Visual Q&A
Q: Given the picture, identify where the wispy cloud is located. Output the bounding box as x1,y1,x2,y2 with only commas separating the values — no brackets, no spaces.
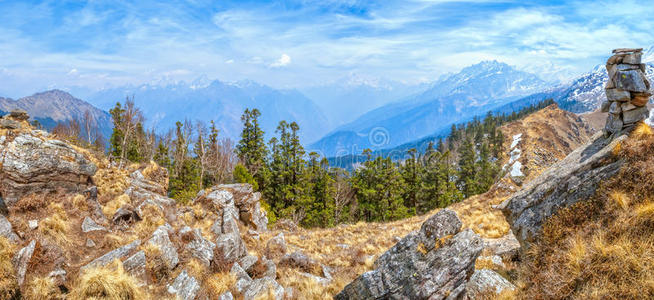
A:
0,0,652,97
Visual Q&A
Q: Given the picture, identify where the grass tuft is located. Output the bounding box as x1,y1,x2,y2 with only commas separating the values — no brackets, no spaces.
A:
24,276,61,300
69,260,146,300
0,237,18,299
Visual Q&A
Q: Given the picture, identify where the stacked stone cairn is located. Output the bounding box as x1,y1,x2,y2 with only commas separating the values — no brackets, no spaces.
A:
602,48,651,134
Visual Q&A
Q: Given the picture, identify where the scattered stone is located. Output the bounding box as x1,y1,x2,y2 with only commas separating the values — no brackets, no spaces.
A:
466,269,516,299
147,225,179,271
0,214,19,241
214,231,247,267
123,250,147,284
279,251,320,274
28,220,38,230
167,270,201,300
243,277,285,300
81,239,141,271
13,240,36,286
266,233,287,259
48,268,67,287
179,226,215,266
0,119,20,129
238,255,259,273
112,205,141,225
218,291,234,300
82,216,106,233
86,239,96,248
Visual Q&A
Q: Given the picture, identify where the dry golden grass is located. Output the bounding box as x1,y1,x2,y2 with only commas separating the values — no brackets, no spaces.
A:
24,276,61,300
204,272,236,298
94,167,129,198
69,260,147,300
40,202,70,246
517,124,654,299
72,193,88,211
0,237,19,299
102,194,130,218
133,204,165,239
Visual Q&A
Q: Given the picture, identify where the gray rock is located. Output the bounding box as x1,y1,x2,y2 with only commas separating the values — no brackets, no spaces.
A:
179,226,215,266
28,220,38,230
336,209,483,300
609,101,622,114
616,69,648,92
0,119,20,129
167,270,200,300
266,233,287,259
622,52,642,64
148,225,179,271
621,102,638,111
483,232,520,260
465,269,515,299
218,292,234,300
238,255,258,273
500,133,626,248
1,134,97,207
82,216,106,233
0,214,19,241
48,268,67,287
243,277,284,300
600,101,611,113
262,256,277,279
123,250,147,284
86,238,96,248
231,263,252,294
214,231,247,266
112,205,141,225
279,251,319,274
12,240,36,286
81,239,141,271
623,106,650,124
605,113,623,134
605,88,631,102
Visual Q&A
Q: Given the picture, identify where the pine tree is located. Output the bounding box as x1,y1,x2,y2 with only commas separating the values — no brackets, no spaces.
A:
236,108,269,191
401,148,420,215
457,136,478,198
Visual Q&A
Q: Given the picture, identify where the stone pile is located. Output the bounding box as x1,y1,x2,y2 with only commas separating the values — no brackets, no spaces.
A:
602,48,651,134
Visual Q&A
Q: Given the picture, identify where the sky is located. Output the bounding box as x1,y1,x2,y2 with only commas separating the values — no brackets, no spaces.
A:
1,0,653,98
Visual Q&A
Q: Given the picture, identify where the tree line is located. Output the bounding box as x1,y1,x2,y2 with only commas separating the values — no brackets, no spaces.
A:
235,99,556,227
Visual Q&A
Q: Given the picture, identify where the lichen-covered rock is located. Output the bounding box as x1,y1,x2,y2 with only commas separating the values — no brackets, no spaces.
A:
123,250,147,284
500,133,626,248
243,277,285,300
13,240,36,286
167,269,200,300
147,225,179,271
81,239,141,271
336,209,483,300
1,134,97,207
214,231,247,267
179,226,215,266
266,233,287,259
483,231,520,260
81,216,106,233
465,269,515,299
0,214,18,241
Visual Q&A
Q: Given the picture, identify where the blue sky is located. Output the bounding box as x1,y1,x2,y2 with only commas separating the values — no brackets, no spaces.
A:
0,0,653,98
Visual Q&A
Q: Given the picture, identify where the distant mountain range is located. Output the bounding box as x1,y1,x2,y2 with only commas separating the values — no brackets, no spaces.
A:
0,90,112,138
309,61,549,157
84,79,330,144
300,75,427,127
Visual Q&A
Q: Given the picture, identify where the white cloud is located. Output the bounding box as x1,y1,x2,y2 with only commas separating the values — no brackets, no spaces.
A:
67,68,78,75
270,54,291,68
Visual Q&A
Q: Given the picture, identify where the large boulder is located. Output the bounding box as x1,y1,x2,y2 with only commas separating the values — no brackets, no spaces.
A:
200,184,268,232
147,225,179,271
81,239,141,271
214,231,247,267
179,226,216,267
336,209,483,300
0,133,97,207
500,133,626,248
167,269,200,300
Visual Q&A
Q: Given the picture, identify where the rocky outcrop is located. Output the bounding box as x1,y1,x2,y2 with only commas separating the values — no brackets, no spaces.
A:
167,269,201,300
13,240,36,286
0,113,97,206
198,184,268,233
336,209,483,300
81,239,141,271
500,132,626,248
